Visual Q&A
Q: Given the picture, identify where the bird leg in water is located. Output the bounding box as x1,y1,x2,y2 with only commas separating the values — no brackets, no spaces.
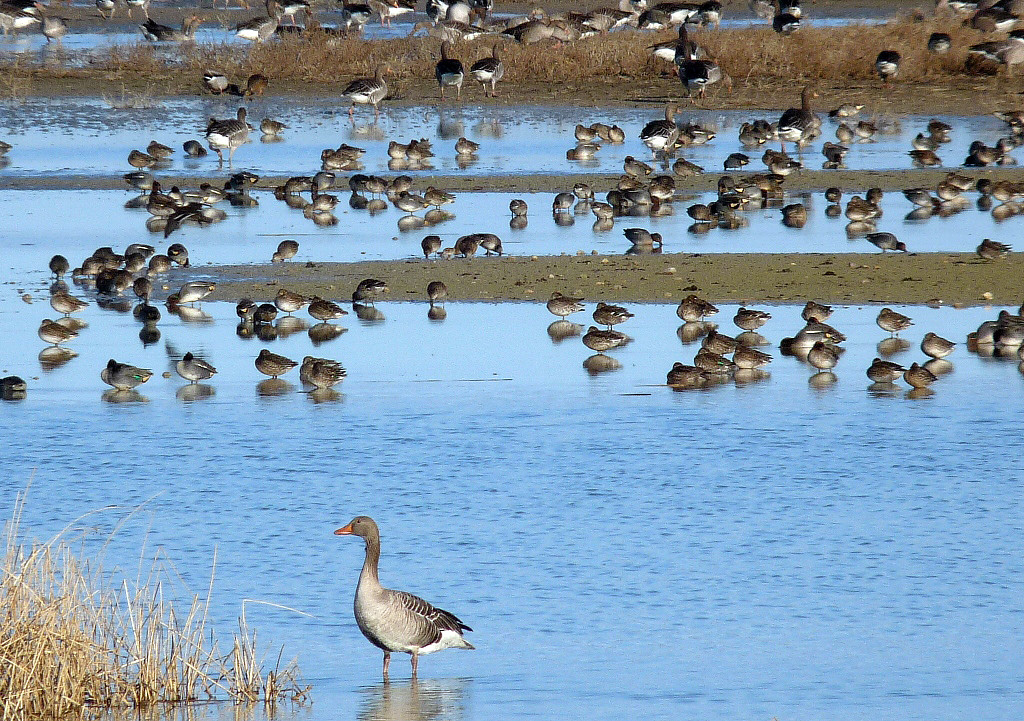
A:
411,652,419,677
383,650,391,681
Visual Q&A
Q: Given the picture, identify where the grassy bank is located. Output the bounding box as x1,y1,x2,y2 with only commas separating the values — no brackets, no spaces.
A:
0,492,309,717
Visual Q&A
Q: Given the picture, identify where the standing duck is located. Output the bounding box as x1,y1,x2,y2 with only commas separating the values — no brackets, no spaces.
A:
335,516,474,680
436,41,465,100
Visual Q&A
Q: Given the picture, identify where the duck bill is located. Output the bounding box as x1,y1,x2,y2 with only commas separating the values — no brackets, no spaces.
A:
334,523,354,535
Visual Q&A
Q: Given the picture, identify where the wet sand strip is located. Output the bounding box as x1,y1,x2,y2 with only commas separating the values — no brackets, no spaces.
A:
186,252,1024,306
5,167,1024,194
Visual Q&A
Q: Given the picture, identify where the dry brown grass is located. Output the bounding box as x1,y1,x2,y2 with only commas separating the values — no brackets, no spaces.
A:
0,492,309,719
0,13,1004,93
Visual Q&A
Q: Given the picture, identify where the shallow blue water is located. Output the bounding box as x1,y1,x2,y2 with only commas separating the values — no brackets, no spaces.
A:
0,97,1010,178
2,269,1023,720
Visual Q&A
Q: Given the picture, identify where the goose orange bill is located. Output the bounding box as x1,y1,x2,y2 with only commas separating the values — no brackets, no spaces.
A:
335,523,354,535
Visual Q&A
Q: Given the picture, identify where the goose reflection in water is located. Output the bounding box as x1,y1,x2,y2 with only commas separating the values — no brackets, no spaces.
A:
358,678,469,721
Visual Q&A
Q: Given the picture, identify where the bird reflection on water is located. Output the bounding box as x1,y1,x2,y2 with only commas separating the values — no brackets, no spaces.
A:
358,678,469,721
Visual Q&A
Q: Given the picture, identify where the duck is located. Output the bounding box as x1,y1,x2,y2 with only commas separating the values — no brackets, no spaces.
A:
866,232,907,253
623,227,663,250
426,280,448,305
676,294,718,322
300,356,347,388
639,103,680,156
666,362,709,387
583,326,627,353
176,352,217,383
976,238,1011,259
101,359,153,391
49,291,88,316
48,254,69,278
903,362,937,389
421,235,443,258
733,306,770,330
592,302,633,329
205,107,250,163
733,345,773,369
353,278,389,304
307,296,348,322
876,307,912,335
342,66,389,120
546,291,585,318
334,516,473,681
435,41,465,101
140,14,200,41
807,341,839,371
38,319,77,346
801,300,832,322
272,239,299,263
921,332,955,359
469,42,504,97
275,288,307,314
255,349,298,378
866,357,905,383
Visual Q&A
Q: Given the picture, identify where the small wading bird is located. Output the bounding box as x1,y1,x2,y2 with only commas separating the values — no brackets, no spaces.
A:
335,516,474,680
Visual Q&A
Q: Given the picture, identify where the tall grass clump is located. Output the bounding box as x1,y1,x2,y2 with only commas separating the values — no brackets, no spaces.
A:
0,493,309,719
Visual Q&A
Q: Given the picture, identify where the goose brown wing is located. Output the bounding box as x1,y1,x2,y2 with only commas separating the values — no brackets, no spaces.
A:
392,589,473,644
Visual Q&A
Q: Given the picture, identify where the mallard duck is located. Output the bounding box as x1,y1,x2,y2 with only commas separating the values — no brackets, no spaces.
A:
546,291,584,318
334,516,473,681
876,307,913,335
342,66,389,120
676,294,718,322
435,41,465,100
469,42,504,97
101,359,153,390
205,108,250,163
255,349,297,378
176,352,217,383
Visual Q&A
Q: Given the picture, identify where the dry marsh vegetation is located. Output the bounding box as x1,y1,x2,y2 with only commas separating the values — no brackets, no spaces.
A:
0,13,996,94
0,494,309,719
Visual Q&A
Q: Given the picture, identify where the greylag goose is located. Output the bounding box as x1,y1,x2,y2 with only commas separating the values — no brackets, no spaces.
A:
342,66,389,120
141,14,200,41
777,85,819,150
335,516,474,680
205,107,250,163
875,50,900,86
235,1,280,42
436,41,465,100
679,57,727,101
470,42,504,97
639,103,680,156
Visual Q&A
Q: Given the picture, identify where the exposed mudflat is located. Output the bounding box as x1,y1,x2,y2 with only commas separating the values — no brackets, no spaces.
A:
189,252,1024,306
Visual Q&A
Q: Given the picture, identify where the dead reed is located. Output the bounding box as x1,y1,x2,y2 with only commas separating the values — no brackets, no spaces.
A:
0,13,987,90
0,493,309,719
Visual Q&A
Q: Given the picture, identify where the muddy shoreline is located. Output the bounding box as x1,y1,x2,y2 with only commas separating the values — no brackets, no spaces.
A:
179,252,1024,307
